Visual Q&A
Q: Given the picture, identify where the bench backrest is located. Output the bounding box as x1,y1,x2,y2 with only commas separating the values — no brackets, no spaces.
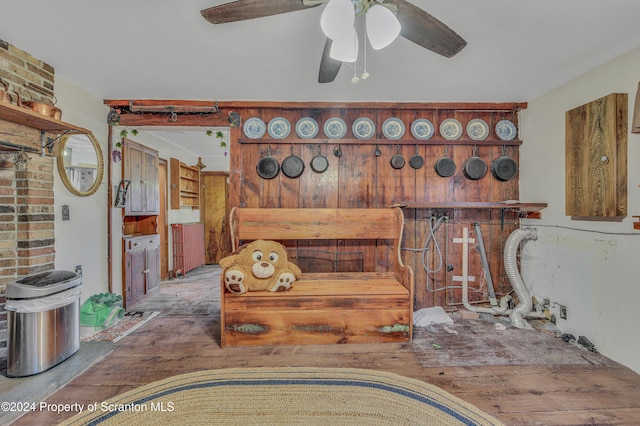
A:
230,207,404,251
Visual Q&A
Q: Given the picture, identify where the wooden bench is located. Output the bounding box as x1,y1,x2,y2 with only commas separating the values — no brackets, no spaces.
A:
220,207,414,348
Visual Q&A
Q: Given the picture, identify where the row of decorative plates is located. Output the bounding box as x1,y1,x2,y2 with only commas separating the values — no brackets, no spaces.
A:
243,116,518,141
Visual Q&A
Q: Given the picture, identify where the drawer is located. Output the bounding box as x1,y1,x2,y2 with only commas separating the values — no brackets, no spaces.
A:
124,234,160,252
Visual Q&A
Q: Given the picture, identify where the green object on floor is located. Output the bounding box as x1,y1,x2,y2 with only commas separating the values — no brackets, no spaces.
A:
80,293,124,330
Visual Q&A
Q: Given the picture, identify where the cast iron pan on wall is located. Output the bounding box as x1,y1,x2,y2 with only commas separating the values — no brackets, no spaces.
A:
310,145,329,173
282,146,305,178
256,145,279,179
462,146,487,180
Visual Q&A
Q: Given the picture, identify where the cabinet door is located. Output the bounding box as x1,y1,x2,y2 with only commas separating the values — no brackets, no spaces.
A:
124,139,160,216
565,93,628,217
146,244,160,291
124,141,145,215
144,149,160,214
126,249,147,302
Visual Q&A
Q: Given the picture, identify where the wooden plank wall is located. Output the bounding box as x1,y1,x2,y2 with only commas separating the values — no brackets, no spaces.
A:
228,103,523,311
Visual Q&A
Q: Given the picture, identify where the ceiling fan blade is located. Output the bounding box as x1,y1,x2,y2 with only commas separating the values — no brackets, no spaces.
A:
393,0,466,58
318,38,343,83
201,0,321,24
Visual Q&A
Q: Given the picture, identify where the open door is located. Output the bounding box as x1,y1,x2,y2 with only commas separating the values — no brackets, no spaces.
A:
200,172,230,264
158,159,169,280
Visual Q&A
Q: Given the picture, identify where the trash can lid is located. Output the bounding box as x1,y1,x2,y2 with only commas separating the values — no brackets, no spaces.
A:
6,270,82,299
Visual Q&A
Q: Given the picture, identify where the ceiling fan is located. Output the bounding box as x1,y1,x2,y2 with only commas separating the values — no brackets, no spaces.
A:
201,0,466,83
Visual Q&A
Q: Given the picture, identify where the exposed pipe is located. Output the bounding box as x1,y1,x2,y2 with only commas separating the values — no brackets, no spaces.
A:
473,222,511,314
460,226,545,327
461,227,511,315
473,223,497,303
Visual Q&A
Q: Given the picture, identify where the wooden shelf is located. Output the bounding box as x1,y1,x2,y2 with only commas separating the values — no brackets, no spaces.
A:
392,201,548,213
170,158,200,209
239,138,522,146
0,100,89,134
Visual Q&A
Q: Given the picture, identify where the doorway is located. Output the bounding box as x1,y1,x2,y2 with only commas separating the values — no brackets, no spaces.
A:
158,159,169,280
200,172,230,264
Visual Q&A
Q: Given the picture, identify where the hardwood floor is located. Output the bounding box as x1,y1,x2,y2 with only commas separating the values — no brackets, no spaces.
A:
13,267,640,425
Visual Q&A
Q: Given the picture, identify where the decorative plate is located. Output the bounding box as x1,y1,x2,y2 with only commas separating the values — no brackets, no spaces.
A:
352,117,376,139
323,117,347,139
439,118,463,140
295,117,319,139
243,117,266,139
410,118,435,140
495,119,518,141
466,118,489,141
382,117,405,140
267,117,291,139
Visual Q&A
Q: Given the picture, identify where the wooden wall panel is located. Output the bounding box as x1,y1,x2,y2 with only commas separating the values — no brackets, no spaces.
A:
228,103,526,310
565,93,627,217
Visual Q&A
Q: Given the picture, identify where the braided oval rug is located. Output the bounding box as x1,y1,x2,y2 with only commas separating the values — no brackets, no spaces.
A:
60,367,503,426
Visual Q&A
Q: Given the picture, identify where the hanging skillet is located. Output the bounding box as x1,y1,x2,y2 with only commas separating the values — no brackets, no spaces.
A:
462,146,487,180
390,145,405,169
310,144,329,173
409,145,424,169
491,146,519,181
256,145,279,180
435,145,456,177
282,145,305,179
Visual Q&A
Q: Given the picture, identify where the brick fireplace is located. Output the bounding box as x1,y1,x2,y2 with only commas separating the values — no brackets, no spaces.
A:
0,153,55,359
0,39,57,359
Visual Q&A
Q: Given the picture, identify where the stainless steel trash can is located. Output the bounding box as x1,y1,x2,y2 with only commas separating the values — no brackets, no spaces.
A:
6,270,82,377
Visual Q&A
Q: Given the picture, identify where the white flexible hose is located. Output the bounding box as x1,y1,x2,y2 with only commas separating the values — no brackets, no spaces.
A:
504,227,538,328
460,227,545,326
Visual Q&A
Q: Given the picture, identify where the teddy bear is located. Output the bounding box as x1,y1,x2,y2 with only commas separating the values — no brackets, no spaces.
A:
219,239,302,294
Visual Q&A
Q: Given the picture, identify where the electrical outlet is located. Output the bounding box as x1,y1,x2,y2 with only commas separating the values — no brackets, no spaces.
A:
75,265,83,276
559,304,567,320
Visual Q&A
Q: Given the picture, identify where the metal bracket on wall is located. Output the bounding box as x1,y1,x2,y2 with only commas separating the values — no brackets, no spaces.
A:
41,129,70,156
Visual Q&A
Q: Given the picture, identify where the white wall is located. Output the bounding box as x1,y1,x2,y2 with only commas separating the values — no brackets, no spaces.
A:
53,78,110,303
519,47,640,373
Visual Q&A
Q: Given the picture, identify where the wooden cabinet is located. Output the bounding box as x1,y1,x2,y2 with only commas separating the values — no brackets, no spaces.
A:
124,139,160,216
124,234,160,306
122,139,160,306
565,93,628,217
170,158,200,209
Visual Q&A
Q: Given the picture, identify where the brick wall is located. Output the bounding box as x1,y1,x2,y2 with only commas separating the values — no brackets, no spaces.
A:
0,38,55,104
0,154,17,360
0,153,55,360
0,39,57,360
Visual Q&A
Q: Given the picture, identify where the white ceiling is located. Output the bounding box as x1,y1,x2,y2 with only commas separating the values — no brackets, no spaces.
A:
2,0,640,157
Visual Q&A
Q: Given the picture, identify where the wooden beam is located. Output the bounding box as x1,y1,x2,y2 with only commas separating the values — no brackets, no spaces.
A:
114,112,232,127
104,99,528,112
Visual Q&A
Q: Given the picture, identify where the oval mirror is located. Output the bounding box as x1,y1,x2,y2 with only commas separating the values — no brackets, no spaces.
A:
56,133,104,196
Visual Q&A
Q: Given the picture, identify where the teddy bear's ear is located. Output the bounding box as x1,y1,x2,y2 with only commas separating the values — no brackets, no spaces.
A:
219,254,238,268
232,242,250,255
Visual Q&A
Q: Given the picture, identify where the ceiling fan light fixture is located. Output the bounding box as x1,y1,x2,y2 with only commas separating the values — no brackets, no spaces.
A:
321,0,355,41
329,28,358,62
365,4,401,50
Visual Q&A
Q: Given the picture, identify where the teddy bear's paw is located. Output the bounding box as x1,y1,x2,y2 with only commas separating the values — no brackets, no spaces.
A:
269,272,296,292
224,270,246,294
